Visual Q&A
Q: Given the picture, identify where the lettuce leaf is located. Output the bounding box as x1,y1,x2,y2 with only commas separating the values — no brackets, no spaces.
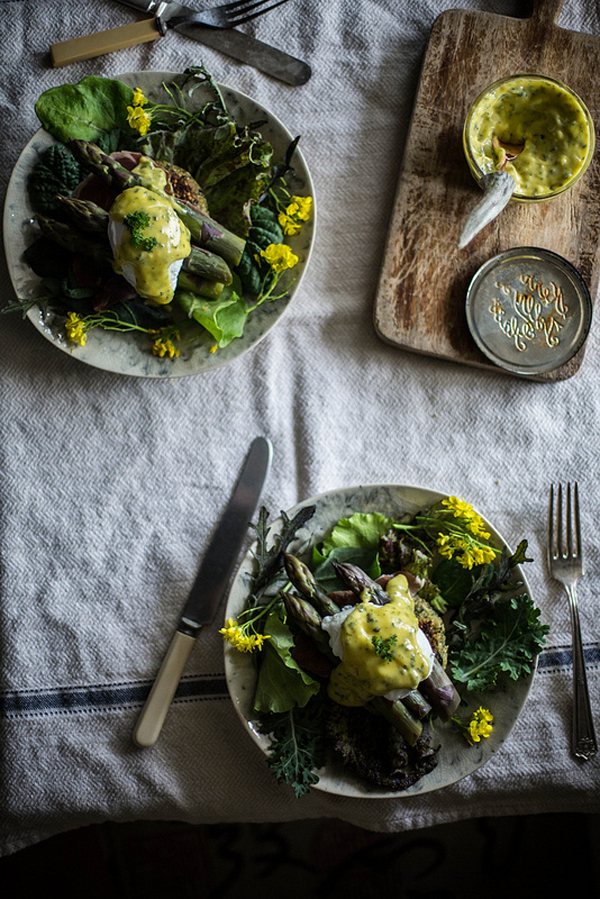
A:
35,76,133,143
253,612,320,714
322,512,396,555
176,285,248,348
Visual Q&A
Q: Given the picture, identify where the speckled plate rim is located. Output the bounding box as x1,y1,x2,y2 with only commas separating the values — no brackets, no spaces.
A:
224,483,536,799
3,71,316,378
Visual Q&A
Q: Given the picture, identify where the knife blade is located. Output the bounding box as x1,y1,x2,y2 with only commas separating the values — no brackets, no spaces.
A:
50,0,311,86
132,435,272,748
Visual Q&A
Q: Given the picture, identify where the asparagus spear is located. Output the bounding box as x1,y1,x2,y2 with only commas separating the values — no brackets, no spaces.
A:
331,561,389,604
175,270,224,301
283,553,341,618
68,140,246,266
57,195,109,233
282,591,336,660
368,696,422,746
37,215,111,264
181,246,232,285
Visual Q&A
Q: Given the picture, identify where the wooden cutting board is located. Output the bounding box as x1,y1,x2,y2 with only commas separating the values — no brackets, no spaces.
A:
373,0,600,381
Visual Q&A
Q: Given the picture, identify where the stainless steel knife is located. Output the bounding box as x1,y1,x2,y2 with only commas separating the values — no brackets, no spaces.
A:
132,435,272,748
50,0,311,86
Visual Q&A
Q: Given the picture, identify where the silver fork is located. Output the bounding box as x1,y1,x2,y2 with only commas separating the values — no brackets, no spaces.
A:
547,483,597,760
168,0,294,29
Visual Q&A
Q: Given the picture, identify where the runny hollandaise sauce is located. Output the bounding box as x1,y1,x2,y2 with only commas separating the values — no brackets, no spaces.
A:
108,158,191,305
328,574,432,707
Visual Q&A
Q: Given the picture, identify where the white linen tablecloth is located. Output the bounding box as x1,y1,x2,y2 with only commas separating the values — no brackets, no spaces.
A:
1,0,599,857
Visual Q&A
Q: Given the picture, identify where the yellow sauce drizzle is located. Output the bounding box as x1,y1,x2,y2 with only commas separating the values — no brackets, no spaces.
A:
328,574,431,707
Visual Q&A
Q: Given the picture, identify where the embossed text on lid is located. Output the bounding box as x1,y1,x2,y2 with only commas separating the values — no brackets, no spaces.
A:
465,247,592,375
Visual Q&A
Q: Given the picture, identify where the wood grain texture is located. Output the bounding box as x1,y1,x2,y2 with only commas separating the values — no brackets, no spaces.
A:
373,0,600,381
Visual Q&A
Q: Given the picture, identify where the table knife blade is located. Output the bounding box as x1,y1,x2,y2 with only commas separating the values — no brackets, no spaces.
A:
132,436,272,748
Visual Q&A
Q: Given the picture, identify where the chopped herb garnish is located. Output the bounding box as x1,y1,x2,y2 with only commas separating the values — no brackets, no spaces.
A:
371,634,398,662
123,211,159,251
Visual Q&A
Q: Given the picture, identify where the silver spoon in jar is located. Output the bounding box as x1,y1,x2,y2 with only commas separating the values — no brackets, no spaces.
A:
457,137,524,249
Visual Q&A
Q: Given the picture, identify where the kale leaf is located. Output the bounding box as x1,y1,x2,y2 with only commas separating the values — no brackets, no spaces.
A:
250,505,316,594
258,697,326,797
449,592,550,692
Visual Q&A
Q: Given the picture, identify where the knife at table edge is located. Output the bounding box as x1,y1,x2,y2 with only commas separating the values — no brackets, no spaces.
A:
50,17,311,86
132,436,272,749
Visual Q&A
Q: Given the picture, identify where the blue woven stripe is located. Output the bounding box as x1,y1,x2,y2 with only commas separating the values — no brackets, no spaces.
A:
2,644,598,718
537,644,600,671
0,675,229,718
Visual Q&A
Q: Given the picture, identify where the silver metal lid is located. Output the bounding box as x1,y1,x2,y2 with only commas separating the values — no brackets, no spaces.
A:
466,247,592,375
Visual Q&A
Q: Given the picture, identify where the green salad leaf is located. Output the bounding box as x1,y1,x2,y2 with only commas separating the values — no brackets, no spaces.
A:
253,612,320,714
35,76,133,142
176,287,249,349
321,512,396,555
449,593,550,692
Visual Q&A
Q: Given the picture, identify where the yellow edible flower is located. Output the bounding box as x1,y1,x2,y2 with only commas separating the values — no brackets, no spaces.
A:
468,707,494,744
453,707,494,745
152,337,180,359
260,243,299,273
278,195,313,236
219,617,270,653
131,87,148,107
127,104,152,136
442,496,491,540
64,312,87,347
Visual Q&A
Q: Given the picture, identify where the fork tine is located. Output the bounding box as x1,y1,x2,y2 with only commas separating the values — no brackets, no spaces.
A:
548,483,555,561
574,481,582,560
566,483,573,558
557,483,564,557
227,0,293,26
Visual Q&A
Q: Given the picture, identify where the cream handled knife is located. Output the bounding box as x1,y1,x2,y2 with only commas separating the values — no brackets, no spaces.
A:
132,436,272,748
50,0,311,85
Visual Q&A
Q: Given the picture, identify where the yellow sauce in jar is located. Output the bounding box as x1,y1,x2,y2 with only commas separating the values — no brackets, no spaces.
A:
464,74,595,200
327,574,433,707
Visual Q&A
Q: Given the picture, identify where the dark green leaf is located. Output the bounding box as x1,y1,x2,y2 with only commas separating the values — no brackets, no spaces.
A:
449,592,550,691
35,76,133,142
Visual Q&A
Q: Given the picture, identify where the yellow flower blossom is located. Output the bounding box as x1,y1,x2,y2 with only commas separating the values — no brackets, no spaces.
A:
260,243,299,273
64,312,87,347
442,496,491,540
468,707,494,744
152,337,179,359
453,707,494,745
127,104,152,136
278,195,313,236
219,617,270,653
131,87,148,107
288,195,312,221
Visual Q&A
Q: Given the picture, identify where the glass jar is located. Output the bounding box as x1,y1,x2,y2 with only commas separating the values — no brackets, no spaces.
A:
463,74,595,203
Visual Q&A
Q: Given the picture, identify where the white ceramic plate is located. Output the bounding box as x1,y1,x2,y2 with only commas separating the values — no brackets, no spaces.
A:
224,484,536,798
3,71,315,378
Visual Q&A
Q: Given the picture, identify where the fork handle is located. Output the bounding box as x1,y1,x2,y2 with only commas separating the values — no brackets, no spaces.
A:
50,19,161,68
566,585,597,760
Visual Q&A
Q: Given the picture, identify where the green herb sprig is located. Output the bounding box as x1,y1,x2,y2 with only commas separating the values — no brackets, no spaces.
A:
123,211,159,251
371,635,398,662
